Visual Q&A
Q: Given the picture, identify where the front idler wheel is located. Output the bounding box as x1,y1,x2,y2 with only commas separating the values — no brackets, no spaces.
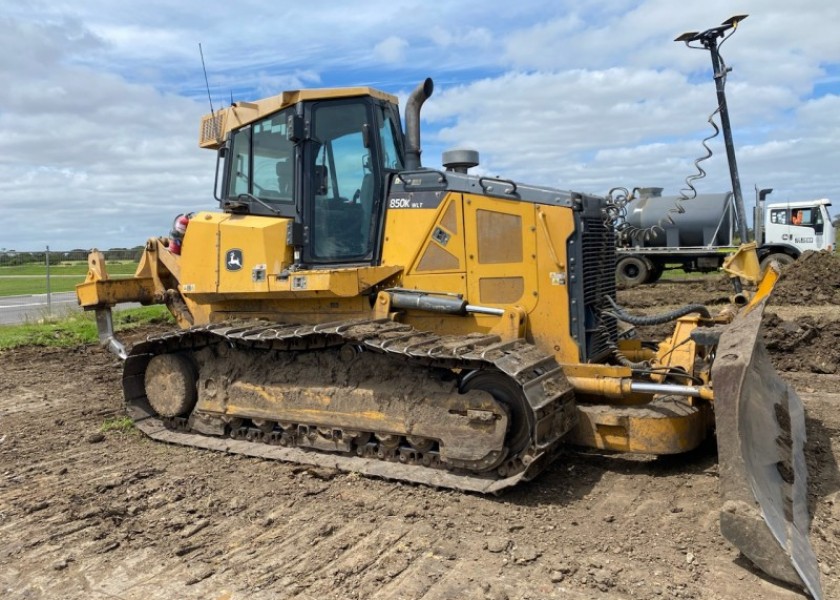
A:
144,353,198,418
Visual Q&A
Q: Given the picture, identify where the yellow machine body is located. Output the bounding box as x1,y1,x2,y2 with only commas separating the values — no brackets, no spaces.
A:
75,78,822,597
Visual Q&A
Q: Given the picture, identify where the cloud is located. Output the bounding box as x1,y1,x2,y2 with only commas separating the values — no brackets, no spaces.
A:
0,14,211,250
428,25,493,50
374,36,409,64
1,0,838,250
422,69,708,184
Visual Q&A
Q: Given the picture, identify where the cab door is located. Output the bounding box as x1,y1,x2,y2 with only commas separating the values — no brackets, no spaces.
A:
300,97,405,267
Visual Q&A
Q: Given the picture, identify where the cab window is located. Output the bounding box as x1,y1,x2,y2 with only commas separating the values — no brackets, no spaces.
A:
770,209,787,224
378,105,404,171
228,127,251,198
226,108,295,205
310,101,375,261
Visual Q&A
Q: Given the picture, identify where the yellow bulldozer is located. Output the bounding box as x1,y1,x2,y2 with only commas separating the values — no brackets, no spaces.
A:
76,74,822,596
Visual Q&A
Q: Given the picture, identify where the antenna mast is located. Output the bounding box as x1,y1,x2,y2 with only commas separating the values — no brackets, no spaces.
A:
676,15,749,243
198,43,219,140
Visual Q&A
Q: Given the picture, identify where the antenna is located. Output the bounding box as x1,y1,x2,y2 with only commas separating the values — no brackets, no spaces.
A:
675,15,749,243
199,43,214,115
604,16,750,245
199,43,220,141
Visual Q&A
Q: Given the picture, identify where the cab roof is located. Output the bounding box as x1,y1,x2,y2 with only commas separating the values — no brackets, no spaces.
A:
199,86,399,149
767,198,832,209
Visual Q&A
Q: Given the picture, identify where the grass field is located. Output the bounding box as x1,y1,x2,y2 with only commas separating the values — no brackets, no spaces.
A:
0,305,172,350
0,262,138,296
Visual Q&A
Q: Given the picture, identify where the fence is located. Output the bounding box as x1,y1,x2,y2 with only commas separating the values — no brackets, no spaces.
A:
0,247,142,324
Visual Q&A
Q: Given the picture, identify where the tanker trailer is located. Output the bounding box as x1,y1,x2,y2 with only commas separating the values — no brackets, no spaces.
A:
615,188,835,286
615,187,736,285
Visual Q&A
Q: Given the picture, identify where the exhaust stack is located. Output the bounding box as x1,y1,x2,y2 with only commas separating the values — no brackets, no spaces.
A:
404,78,434,170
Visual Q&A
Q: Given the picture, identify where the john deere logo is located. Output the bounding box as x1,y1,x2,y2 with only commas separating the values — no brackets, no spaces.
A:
225,249,243,271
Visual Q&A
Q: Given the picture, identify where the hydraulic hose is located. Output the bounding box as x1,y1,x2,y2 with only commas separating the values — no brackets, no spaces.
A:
604,296,711,326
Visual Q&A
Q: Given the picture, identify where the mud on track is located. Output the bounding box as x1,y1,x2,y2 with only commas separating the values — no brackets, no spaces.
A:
1,301,839,599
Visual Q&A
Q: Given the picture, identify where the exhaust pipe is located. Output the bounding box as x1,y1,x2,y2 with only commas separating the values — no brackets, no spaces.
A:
404,78,434,170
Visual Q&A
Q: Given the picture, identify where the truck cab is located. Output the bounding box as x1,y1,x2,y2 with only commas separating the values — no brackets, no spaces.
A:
760,199,835,261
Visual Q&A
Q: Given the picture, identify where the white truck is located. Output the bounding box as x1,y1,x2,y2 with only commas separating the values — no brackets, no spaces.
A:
616,187,835,285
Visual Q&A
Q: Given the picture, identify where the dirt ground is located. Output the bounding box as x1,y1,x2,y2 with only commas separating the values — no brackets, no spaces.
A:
2,270,839,599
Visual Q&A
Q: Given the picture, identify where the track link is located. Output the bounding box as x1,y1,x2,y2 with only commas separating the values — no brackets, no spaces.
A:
122,319,576,493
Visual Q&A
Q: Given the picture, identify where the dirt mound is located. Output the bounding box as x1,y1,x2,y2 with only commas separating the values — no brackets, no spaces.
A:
771,250,840,305
616,280,732,310
762,313,840,374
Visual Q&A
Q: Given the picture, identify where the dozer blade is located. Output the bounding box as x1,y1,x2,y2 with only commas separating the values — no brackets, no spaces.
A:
712,266,822,599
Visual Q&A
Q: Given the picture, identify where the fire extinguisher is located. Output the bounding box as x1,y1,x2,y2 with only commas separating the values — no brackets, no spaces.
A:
168,213,191,255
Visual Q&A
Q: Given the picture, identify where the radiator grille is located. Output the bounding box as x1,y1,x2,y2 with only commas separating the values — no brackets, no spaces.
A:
580,214,618,361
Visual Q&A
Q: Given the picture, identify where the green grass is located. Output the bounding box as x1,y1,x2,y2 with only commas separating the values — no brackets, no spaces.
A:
100,416,136,434
0,277,83,295
0,262,139,296
0,305,173,351
0,261,138,276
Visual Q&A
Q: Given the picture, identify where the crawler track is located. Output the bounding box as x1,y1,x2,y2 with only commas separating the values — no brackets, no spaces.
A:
123,319,576,493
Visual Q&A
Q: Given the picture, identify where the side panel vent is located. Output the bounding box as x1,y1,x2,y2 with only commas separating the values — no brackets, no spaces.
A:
567,195,618,362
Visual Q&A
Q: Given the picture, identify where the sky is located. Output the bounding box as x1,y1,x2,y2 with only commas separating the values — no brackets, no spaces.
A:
1,1,839,251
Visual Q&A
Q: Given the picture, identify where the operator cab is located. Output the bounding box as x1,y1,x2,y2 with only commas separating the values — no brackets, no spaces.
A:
212,90,405,266
765,199,835,252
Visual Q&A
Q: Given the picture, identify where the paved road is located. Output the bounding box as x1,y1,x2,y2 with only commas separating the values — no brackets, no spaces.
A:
0,291,81,325
0,292,138,325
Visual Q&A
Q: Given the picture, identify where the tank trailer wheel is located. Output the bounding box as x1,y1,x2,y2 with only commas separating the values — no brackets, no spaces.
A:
616,256,650,287
143,353,198,418
645,259,664,283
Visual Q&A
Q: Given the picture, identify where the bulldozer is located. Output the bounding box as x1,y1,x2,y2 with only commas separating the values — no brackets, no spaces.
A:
76,74,822,596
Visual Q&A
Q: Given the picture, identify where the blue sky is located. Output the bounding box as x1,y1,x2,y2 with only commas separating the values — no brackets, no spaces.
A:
1,0,838,250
